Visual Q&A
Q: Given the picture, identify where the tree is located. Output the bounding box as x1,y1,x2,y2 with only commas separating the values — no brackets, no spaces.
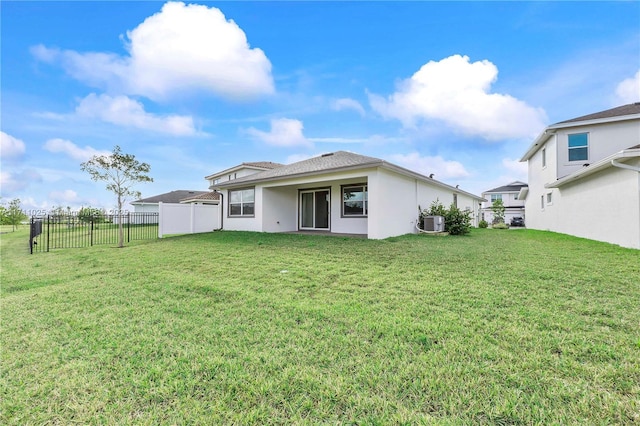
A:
78,207,104,224
81,146,153,247
5,198,27,231
491,198,506,224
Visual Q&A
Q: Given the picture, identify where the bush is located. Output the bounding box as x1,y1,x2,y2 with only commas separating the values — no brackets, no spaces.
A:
492,222,510,229
417,199,472,236
478,220,488,228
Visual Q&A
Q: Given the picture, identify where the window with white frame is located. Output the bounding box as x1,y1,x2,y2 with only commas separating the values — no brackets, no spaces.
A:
568,133,589,162
342,184,367,216
229,187,255,217
491,194,502,202
542,148,546,168
547,192,553,204
541,195,544,209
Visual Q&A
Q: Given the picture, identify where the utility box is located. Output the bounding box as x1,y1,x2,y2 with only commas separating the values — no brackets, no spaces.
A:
424,215,444,232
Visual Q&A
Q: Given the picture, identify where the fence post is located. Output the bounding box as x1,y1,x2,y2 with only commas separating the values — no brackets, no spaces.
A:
127,212,131,243
158,202,164,238
29,217,34,254
46,215,50,252
90,218,94,246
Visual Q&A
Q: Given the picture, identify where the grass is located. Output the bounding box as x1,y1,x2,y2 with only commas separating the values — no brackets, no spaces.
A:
2,228,639,424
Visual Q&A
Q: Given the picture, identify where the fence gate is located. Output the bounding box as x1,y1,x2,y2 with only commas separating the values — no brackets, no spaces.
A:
29,213,159,254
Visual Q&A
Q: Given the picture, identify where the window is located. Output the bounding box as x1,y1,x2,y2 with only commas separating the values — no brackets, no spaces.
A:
491,194,502,202
453,193,458,207
547,192,553,204
229,188,255,217
568,133,588,162
541,195,545,209
342,184,367,216
542,148,546,168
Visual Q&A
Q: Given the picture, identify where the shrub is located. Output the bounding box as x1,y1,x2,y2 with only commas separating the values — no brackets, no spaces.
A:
417,199,472,235
492,222,510,229
478,220,488,228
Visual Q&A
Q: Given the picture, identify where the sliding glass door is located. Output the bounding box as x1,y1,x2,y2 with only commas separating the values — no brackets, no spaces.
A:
300,189,330,230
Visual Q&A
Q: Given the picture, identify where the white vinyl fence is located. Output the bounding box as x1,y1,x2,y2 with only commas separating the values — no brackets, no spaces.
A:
158,202,220,238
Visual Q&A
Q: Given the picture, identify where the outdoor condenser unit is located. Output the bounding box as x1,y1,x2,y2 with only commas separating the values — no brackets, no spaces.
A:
424,215,444,232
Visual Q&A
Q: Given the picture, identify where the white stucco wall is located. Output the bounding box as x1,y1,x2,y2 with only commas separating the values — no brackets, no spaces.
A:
555,120,640,179
368,169,416,239
262,186,298,233
526,134,559,231
368,168,481,239
534,164,640,249
220,186,263,232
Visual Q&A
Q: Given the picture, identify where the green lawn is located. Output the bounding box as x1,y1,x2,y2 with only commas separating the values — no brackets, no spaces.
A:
2,228,639,424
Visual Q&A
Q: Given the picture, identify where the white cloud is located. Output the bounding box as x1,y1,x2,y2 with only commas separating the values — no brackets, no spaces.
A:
502,157,528,177
76,93,198,136
1,131,26,159
0,169,43,195
245,118,312,148
31,2,274,101
389,152,470,179
49,189,80,204
43,138,110,162
615,70,640,104
369,54,547,141
333,98,366,116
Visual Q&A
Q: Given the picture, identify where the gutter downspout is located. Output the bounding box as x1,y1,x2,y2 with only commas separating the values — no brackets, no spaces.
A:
611,159,640,173
214,190,223,231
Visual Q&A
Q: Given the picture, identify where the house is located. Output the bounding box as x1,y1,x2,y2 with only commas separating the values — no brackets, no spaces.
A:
480,181,528,225
520,103,640,249
205,161,283,187
131,190,217,213
209,151,484,239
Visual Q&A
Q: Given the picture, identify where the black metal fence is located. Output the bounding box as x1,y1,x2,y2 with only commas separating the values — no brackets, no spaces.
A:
29,213,158,254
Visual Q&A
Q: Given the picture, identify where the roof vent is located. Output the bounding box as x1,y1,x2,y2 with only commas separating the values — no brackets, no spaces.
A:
321,152,334,157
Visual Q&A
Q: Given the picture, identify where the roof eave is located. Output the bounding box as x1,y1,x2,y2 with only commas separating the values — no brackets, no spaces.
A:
380,162,484,201
215,160,483,201
204,164,274,181
213,161,383,189
546,148,640,188
521,130,555,162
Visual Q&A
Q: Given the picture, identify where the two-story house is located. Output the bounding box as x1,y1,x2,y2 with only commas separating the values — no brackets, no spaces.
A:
520,103,640,249
480,181,528,225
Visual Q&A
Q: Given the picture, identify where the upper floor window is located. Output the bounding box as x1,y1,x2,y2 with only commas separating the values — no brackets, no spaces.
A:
491,194,502,202
229,188,255,217
342,184,367,216
568,133,589,162
542,148,546,168
453,193,458,208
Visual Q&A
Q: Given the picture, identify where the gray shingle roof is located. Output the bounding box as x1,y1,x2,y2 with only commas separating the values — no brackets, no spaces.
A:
215,151,383,187
556,103,640,125
180,191,220,202
242,161,284,169
133,190,208,204
484,182,528,193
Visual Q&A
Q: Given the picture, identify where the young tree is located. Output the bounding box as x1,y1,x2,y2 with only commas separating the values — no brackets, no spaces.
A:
5,198,27,231
81,145,153,247
491,198,506,224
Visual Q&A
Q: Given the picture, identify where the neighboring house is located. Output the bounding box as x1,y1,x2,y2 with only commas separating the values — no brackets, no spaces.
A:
179,191,221,205
205,161,283,187
480,181,528,224
131,190,212,213
209,151,484,239
520,103,640,249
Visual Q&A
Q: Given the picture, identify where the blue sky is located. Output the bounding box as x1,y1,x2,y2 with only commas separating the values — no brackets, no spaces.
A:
2,1,639,212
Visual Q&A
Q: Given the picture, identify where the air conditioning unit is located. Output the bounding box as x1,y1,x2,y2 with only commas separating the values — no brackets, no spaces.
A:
424,215,444,232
